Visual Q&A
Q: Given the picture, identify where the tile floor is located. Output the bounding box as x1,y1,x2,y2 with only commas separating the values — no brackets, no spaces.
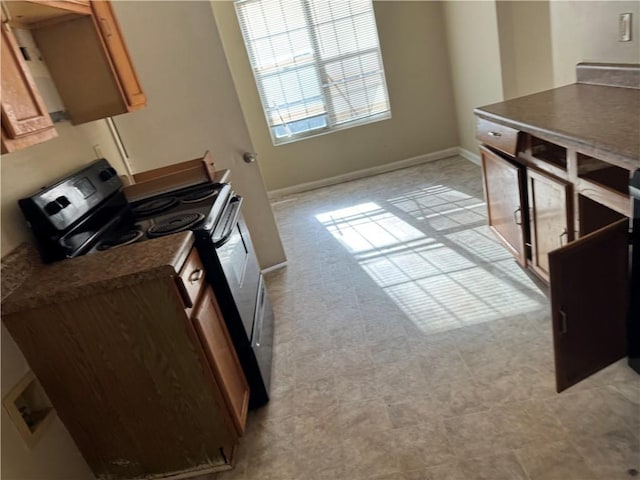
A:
211,156,639,480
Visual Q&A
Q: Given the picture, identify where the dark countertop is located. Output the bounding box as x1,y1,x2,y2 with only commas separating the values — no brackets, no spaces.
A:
475,83,640,171
2,232,194,315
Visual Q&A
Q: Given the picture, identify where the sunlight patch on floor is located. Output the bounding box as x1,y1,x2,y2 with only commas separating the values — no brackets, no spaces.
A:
315,188,546,334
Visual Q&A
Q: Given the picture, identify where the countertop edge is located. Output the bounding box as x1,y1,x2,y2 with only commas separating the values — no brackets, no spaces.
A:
473,107,639,171
1,232,195,316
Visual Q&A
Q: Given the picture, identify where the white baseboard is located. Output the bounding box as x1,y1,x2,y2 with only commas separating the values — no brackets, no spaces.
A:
268,147,460,199
261,261,288,274
458,147,481,166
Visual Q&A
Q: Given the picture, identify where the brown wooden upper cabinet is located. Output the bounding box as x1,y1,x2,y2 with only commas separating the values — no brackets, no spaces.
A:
1,12,56,153
0,0,145,153
32,0,146,124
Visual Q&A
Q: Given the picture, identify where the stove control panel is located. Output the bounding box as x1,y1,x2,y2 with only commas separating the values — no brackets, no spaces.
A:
19,159,123,232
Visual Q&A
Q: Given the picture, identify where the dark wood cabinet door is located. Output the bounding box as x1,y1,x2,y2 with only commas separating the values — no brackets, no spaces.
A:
527,168,573,282
549,218,629,392
193,287,249,435
481,146,527,266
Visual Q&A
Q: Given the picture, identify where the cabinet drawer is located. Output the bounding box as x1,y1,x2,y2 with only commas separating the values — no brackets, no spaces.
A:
476,118,520,156
179,248,205,309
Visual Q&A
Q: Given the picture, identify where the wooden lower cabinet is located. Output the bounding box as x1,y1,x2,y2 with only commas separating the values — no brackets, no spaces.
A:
527,168,573,282
480,146,528,266
477,119,634,392
193,287,249,435
549,219,629,392
2,249,247,479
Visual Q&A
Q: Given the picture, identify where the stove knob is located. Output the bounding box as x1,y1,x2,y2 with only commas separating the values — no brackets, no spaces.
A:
44,201,62,215
56,196,71,208
99,167,117,181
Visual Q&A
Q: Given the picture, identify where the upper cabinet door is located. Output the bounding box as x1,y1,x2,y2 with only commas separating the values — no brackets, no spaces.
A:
90,0,146,109
549,218,629,392
527,168,573,282
481,146,528,266
0,22,55,142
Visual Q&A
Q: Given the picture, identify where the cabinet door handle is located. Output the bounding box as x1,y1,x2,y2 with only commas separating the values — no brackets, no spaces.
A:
188,269,203,284
559,309,568,334
513,207,522,226
99,17,112,37
559,229,568,246
488,131,502,137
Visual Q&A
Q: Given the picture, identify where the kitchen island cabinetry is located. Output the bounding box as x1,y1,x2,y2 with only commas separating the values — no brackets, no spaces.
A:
480,145,527,266
475,67,639,392
1,233,247,480
526,167,573,282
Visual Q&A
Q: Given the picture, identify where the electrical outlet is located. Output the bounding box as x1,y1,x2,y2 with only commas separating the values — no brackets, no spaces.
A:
619,13,632,42
93,144,103,159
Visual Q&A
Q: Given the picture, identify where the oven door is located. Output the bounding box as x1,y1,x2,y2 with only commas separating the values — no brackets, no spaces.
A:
214,197,261,340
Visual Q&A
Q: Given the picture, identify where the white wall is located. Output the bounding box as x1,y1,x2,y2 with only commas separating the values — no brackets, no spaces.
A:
550,1,640,87
496,1,554,99
443,1,504,155
110,0,285,268
212,0,459,191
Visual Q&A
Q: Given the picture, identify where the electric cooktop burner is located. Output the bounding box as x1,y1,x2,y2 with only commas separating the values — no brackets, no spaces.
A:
96,229,144,251
131,197,179,217
180,184,220,203
147,213,206,238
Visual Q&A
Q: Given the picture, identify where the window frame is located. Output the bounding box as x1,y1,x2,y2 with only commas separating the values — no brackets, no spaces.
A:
235,0,392,146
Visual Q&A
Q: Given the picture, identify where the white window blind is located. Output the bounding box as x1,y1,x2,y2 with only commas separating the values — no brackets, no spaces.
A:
235,0,391,145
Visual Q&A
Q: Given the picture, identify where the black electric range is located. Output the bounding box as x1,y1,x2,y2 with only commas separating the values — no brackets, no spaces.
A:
19,158,273,408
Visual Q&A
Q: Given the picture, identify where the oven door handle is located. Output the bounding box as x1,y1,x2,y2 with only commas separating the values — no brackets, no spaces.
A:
213,196,243,248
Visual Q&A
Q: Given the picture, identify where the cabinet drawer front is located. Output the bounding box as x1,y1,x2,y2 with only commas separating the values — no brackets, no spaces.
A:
179,248,206,308
476,118,520,156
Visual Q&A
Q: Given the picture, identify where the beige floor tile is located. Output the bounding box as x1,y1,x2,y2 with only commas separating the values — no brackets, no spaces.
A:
544,387,633,437
416,463,467,480
333,368,379,404
571,428,640,480
293,350,335,383
457,452,528,480
293,404,342,449
389,421,457,471
245,445,295,480
342,430,400,479
515,440,598,480
293,441,346,480
429,377,494,418
257,156,639,480
332,345,374,375
386,398,442,429
336,398,394,437
293,376,338,416
444,410,513,458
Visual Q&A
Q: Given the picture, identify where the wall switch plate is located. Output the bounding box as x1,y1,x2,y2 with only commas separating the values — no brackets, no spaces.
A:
619,13,632,42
